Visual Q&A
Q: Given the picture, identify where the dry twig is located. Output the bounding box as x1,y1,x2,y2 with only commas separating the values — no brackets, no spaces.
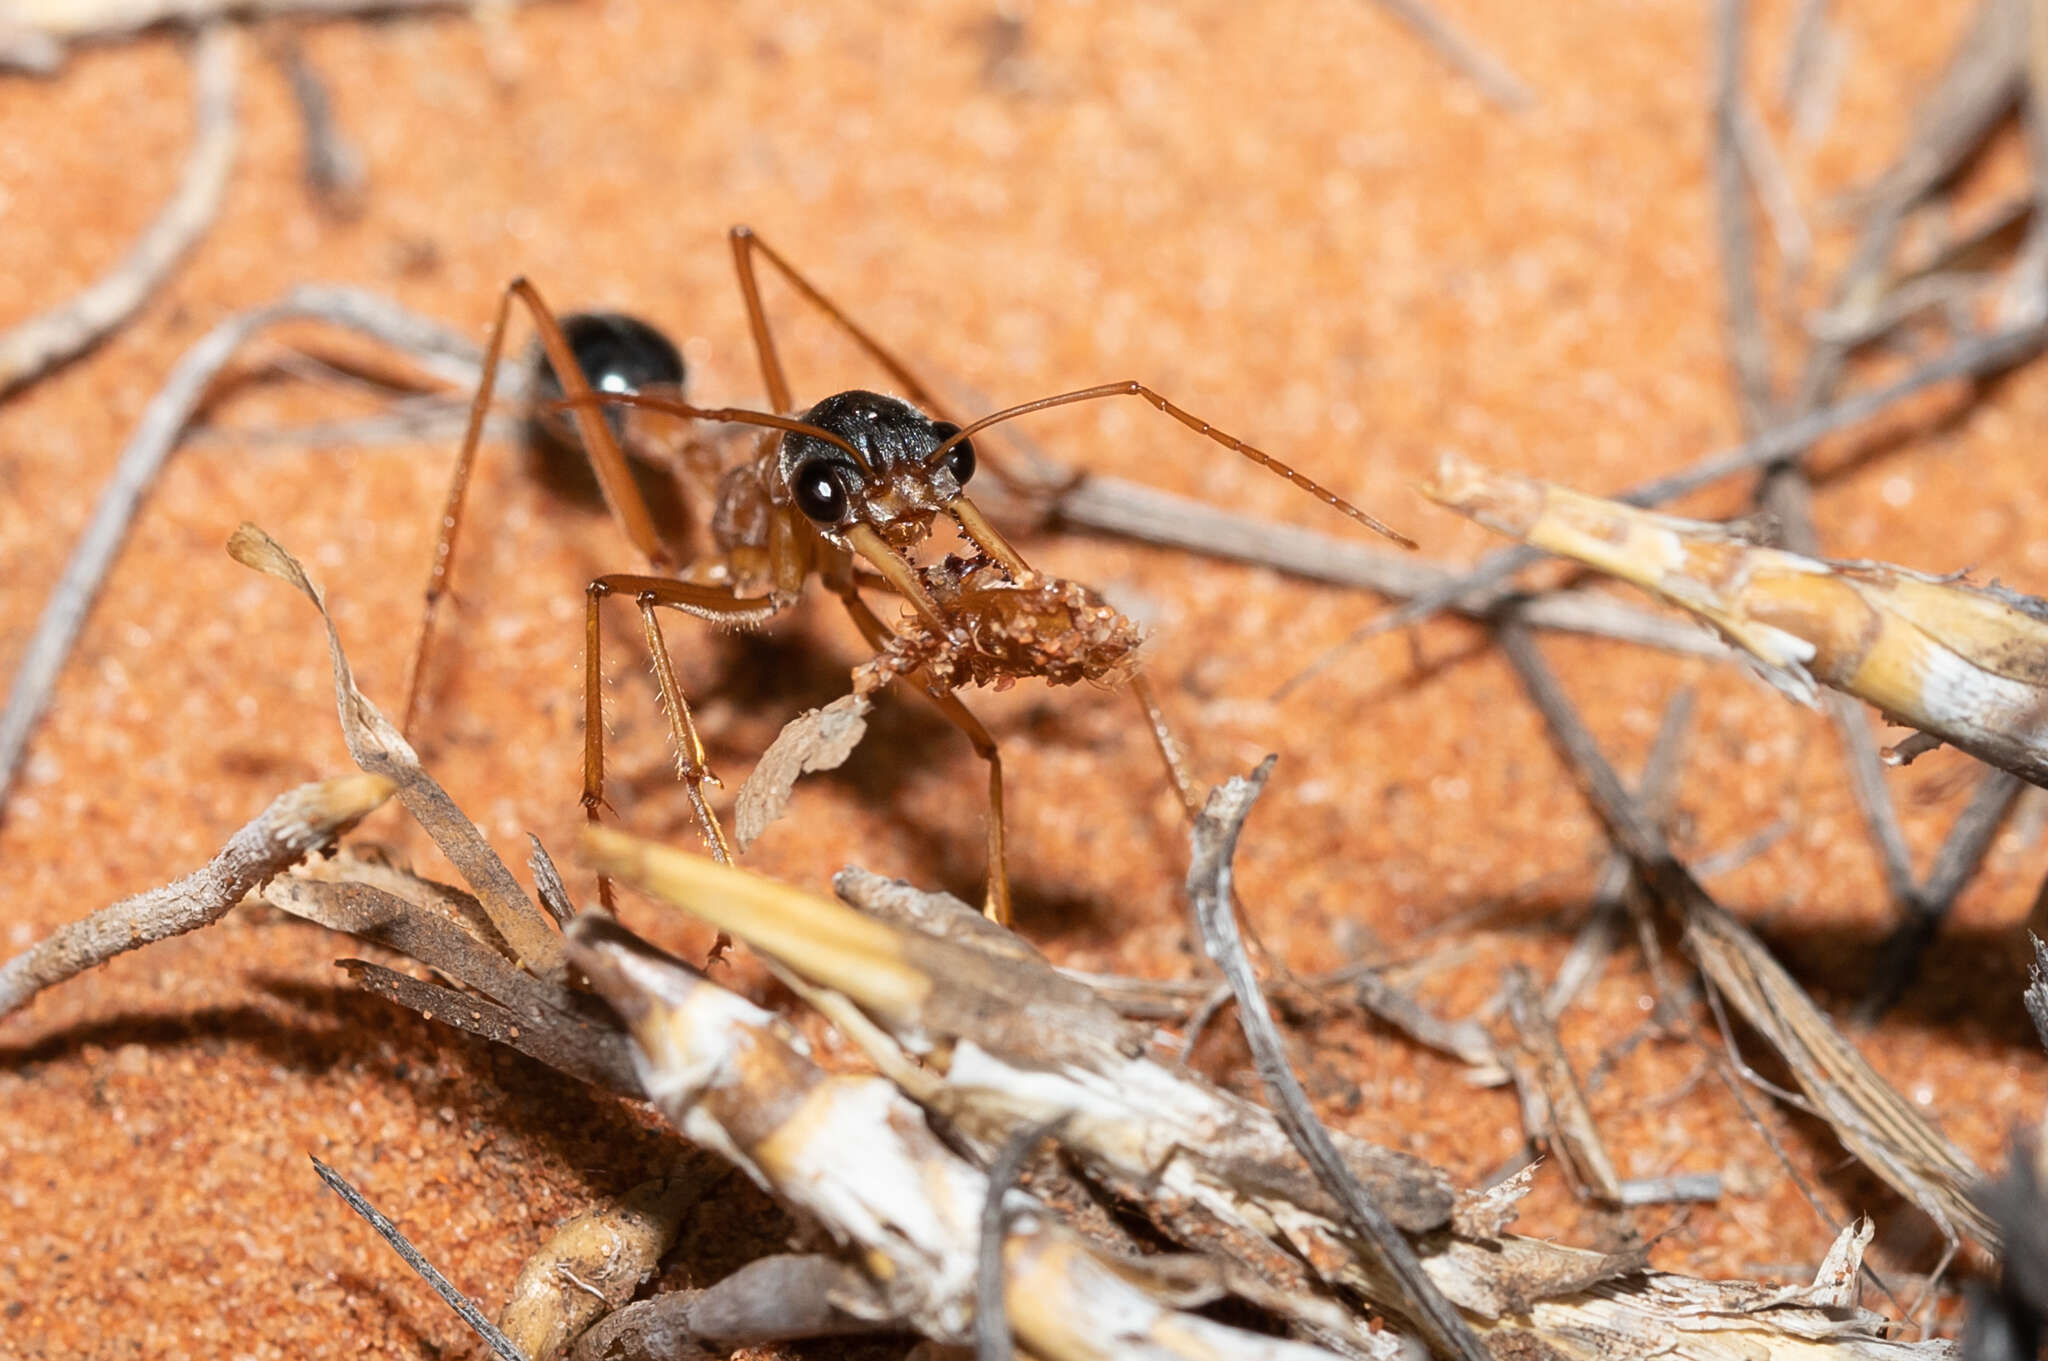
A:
310,1155,529,1361
1278,316,2048,697
0,771,393,1015
0,24,238,393
0,0,514,70
1188,759,1487,1361
1426,455,2048,792
580,830,1948,1358
1493,618,1998,1250
564,906,1362,1361
1496,964,1623,1204
0,287,477,812
1363,0,1533,110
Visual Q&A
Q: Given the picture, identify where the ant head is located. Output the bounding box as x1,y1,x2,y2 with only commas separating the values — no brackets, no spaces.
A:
777,390,976,552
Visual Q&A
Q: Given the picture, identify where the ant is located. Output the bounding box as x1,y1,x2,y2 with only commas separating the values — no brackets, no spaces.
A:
405,228,1411,926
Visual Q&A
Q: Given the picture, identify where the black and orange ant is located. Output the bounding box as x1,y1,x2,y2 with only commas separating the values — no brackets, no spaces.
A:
405,228,1411,925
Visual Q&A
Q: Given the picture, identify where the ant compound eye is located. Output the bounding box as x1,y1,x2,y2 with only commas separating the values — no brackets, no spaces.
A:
792,462,852,524
932,422,976,487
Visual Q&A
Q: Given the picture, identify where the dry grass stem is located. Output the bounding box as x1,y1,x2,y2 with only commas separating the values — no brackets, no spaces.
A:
1364,0,1533,110
1188,759,1488,1361
496,1173,703,1361
0,0,516,70
1496,965,1624,1204
582,824,1951,1358
1281,316,2048,696
0,770,393,1015
309,1155,529,1361
564,909,1375,1361
228,523,563,972
1427,454,2048,790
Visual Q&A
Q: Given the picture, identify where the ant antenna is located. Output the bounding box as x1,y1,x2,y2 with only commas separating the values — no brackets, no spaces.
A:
928,381,1415,549
547,391,870,467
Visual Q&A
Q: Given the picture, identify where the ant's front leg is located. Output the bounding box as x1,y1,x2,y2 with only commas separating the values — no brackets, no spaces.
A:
583,574,779,871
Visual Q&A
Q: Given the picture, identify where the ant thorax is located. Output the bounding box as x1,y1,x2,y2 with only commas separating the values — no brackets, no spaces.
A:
854,553,1143,696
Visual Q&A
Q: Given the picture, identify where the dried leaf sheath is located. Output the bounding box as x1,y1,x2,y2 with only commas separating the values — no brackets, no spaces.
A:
228,523,564,972
1424,454,2048,786
562,912,1369,1361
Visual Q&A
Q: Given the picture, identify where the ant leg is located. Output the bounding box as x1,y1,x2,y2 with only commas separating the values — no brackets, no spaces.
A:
583,574,778,868
1128,671,1294,978
1129,673,1202,821
727,227,1039,497
829,583,1014,927
730,227,951,419
404,278,679,734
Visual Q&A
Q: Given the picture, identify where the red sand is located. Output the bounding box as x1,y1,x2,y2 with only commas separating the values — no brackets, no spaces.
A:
2,3,2043,1355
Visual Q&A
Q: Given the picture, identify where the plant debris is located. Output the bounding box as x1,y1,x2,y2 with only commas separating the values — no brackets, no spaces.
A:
1426,453,2048,792
0,770,393,1015
577,819,1955,1359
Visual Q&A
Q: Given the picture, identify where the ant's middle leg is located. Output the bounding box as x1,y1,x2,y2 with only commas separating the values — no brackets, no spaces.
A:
584,574,778,866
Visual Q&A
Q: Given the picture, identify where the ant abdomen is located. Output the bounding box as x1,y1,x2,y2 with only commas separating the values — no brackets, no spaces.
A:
525,311,692,547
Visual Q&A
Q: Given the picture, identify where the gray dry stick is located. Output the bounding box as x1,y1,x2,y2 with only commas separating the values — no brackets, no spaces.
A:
976,1115,1069,1361
1365,0,1533,110
0,0,512,71
1187,760,1489,1361
0,287,479,813
309,1156,530,1361
0,771,394,1015
0,24,238,393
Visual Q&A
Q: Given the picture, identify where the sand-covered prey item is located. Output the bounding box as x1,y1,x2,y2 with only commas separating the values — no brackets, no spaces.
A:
1424,453,2048,787
853,556,1144,696
734,694,871,851
0,771,393,1015
562,911,1366,1361
228,522,563,974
